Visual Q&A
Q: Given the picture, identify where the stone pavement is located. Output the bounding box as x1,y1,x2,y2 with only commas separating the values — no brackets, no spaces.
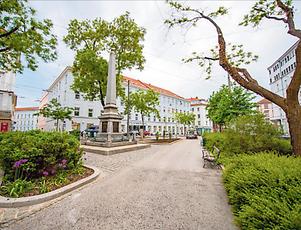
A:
2,139,237,230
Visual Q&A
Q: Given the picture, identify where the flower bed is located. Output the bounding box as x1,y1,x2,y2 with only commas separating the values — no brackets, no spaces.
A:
0,131,86,198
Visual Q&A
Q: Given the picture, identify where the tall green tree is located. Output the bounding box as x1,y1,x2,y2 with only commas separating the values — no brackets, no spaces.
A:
64,12,146,108
174,112,196,134
37,99,73,131
207,85,256,131
165,0,301,156
0,0,57,73
131,89,160,135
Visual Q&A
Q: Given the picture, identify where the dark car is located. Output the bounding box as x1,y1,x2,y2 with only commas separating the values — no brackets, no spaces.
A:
186,131,198,139
84,126,99,137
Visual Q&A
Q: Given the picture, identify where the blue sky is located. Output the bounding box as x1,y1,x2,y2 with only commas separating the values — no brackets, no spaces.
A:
15,0,301,107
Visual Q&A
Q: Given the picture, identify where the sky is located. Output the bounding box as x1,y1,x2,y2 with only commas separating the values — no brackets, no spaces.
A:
15,0,301,107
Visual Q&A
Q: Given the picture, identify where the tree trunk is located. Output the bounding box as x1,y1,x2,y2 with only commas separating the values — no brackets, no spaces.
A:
141,113,144,138
286,105,301,156
97,80,105,107
56,119,59,131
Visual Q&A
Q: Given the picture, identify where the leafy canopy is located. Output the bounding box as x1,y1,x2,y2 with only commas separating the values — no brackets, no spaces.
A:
0,0,57,73
206,85,256,126
37,99,73,129
131,89,160,119
174,112,196,126
64,12,146,107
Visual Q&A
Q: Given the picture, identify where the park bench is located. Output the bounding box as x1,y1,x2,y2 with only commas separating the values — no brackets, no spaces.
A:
201,145,221,169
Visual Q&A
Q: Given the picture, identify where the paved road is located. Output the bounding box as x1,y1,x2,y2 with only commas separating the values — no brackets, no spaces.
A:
5,139,236,230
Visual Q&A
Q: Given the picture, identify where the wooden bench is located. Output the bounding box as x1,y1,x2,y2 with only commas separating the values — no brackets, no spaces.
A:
202,145,221,169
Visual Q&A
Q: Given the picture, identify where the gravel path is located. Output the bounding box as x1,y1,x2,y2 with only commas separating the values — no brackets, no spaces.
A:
4,139,236,230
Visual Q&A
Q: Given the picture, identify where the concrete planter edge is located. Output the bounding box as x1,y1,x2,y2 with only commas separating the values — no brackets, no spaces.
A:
0,165,101,208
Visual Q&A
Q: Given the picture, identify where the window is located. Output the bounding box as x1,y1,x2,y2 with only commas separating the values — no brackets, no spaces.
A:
88,109,93,117
198,114,200,119
191,108,194,112
153,116,156,122
75,91,80,99
74,107,80,116
197,107,200,111
135,114,138,120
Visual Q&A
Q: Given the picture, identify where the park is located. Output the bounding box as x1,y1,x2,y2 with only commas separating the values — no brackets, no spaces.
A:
0,0,301,229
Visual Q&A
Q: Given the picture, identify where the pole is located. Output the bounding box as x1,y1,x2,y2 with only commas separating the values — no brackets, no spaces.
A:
127,80,130,138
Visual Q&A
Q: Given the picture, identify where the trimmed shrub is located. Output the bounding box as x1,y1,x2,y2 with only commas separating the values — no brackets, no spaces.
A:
0,131,83,182
203,114,292,156
222,153,301,229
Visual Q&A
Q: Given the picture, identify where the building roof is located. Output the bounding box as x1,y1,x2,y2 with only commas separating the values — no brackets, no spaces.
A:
15,107,39,111
48,66,187,101
123,76,186,100
257,98,271,104
191,103,207,107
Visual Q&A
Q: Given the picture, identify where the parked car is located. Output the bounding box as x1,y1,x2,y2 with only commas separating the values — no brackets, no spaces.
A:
84,126,99,137
143,130,151,136
186,131,198,139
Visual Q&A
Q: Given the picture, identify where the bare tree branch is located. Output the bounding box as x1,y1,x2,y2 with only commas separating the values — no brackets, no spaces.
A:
253,7,287,23
204,56,219,61
0,26,19,38
276,0,301,38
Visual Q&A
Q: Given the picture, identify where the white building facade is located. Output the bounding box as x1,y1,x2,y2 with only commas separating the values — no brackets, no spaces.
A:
188,97,213,134
268,41,299,134
0,71,16,132
40,67,191,135
14,107,39,131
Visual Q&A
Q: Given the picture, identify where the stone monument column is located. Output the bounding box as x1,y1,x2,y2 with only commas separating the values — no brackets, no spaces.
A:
98,52,123,146
106,53,117,106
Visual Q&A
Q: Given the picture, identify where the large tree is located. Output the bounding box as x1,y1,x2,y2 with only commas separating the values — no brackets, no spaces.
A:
166,0,301,156
64,12,146,108
37,98,73,131
207,85,256,131
0,0,57,73
131,89,160,136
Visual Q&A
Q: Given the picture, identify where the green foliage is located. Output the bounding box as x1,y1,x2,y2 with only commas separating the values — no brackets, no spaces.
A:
64,12,146,106
131,89,160,128
165,1,258,79
71,49,109,106
207,85,256,127
69,129,80,140
0,179,33,198
222,153,301,229
204,114,292,156
37,98,73,131
0,0,57,73
240,0,293,27
183,44,258,79
0,131,83,182
174,112,195,126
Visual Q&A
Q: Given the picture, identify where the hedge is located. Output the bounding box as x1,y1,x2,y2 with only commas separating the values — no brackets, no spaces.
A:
222,153,301,229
